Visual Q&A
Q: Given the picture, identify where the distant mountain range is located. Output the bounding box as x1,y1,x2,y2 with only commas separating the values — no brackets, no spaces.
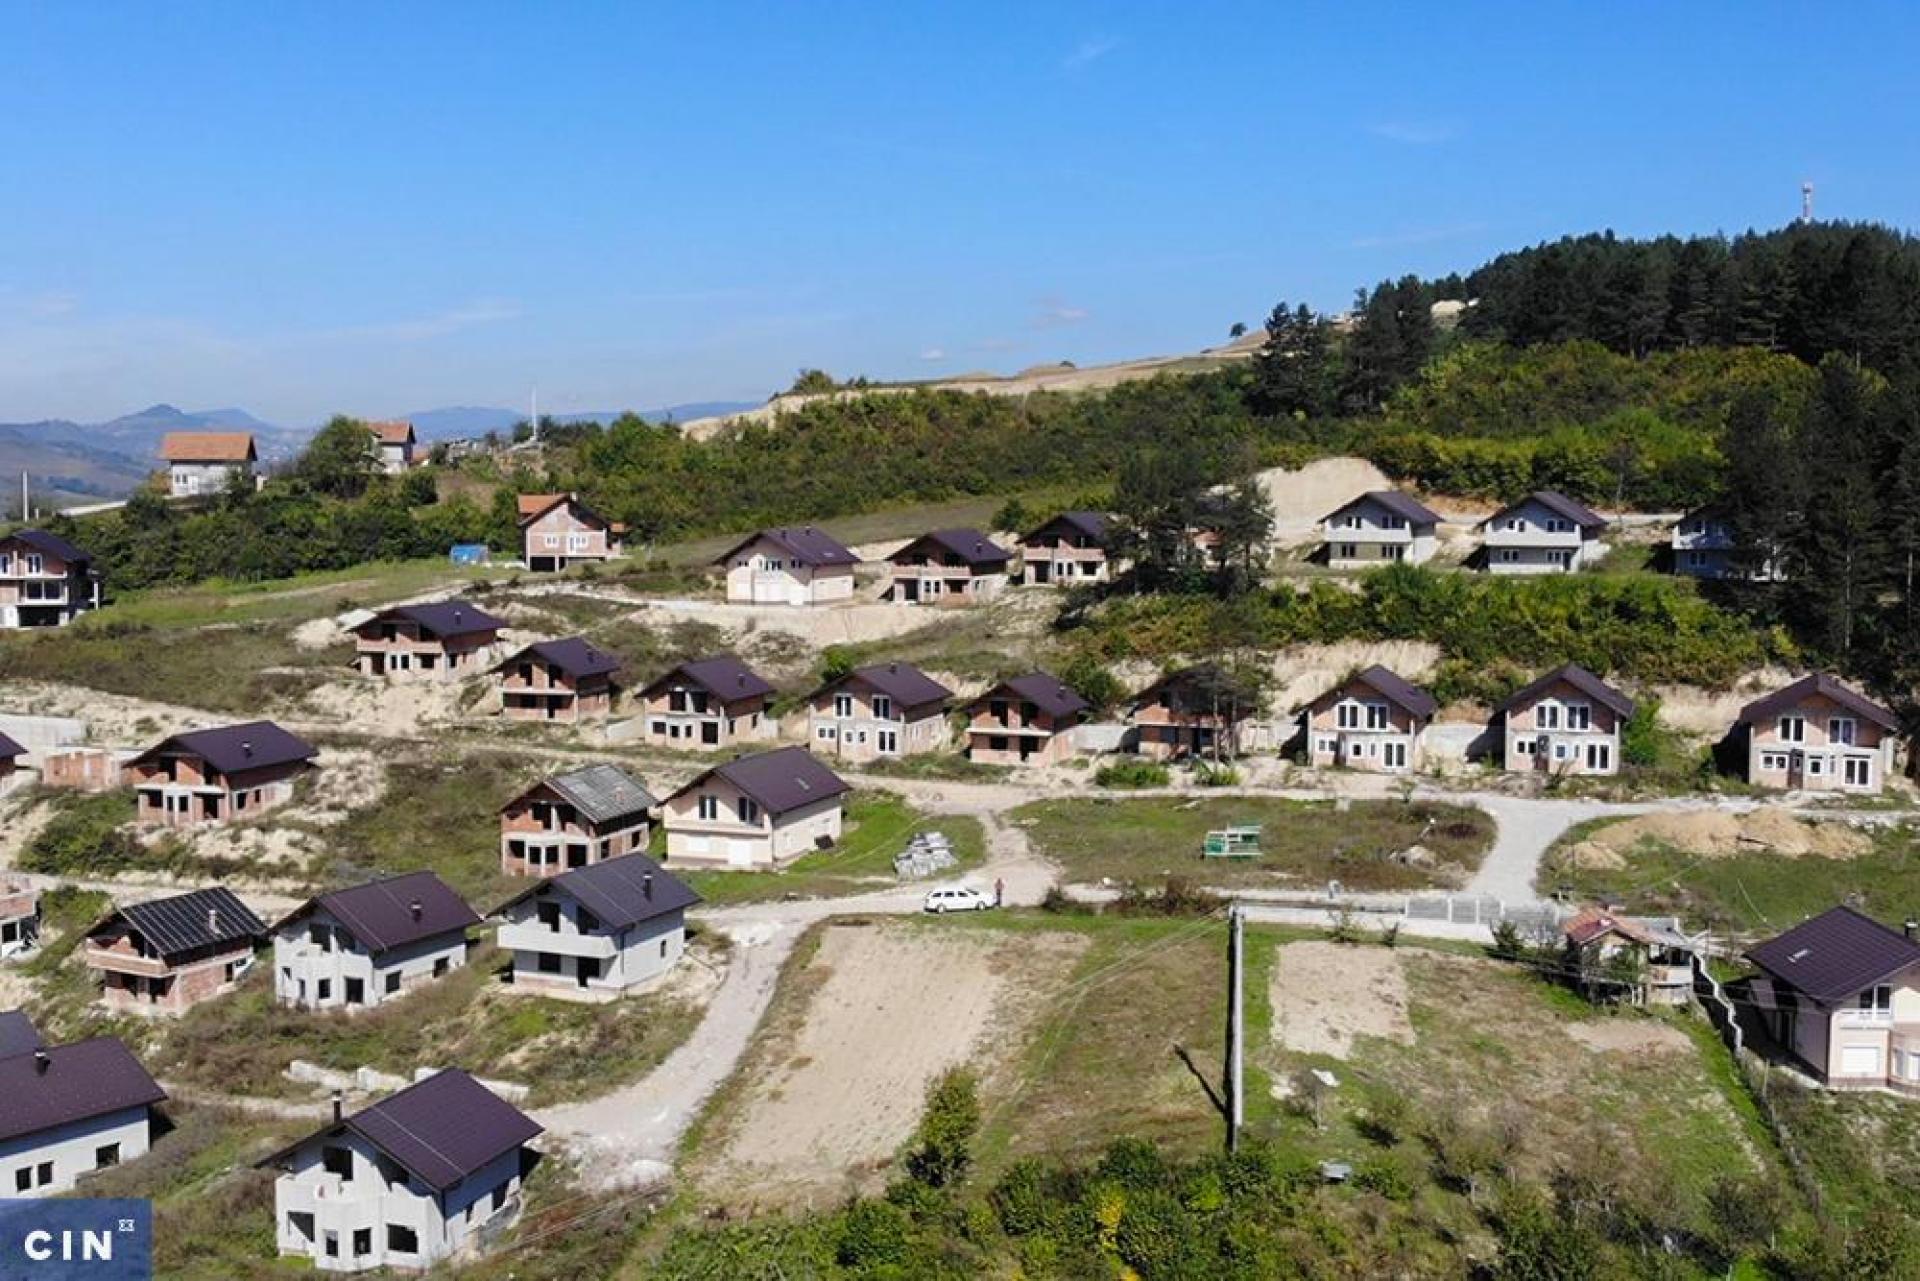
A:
0,399,764,511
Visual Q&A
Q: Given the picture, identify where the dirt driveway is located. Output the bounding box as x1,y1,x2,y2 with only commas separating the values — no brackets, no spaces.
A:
1269,939,1414,1058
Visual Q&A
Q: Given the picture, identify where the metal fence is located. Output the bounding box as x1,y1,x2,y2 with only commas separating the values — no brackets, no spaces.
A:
1403,894,1561,932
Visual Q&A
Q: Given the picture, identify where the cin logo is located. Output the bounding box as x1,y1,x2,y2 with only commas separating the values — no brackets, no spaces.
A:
0,1199,151,1279
23,1227,118,1262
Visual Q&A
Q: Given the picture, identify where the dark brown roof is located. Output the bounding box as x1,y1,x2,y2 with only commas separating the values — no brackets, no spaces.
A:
0,731,22,759
1747,906,1920,1004
1024,511,1110,545
493,637,622,680
1497,663,1635,719
1483,490,1606,531
492,853,700,933
679,747,851,818
89,887,266,963
277,871,479,957
0,1036,166,1144
2,528,94,565
261,1069,540,1193
645,655,776,701
819,662,953,711
714,526,859,568
360,599,508,640
127,720,317,777
1736,673,1897,731
0,1009,42,1058
1308,665,1437,721
892,528,1011,567
970,672,1090,721
1322,490,1443,528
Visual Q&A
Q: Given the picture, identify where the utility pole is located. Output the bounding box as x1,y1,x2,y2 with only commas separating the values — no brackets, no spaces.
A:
1227,902,1244,1152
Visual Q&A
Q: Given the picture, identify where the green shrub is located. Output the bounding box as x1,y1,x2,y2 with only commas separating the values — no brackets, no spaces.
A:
1094,759,1171,789
905,1068,979,1189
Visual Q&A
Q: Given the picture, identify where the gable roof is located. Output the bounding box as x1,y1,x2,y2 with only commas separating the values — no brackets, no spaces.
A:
261,1069,540,1194
516,491,612,529
1322,490,1443,528
127,720,317,777
539,764,657,825
679,747,851,818
1560,908,1691,951
491,853,700,933
1497,663,1635,719
2,528,94,565
1483,490,1606,530
713,525,860,568
89,887,266,963
643,654,776,701
1314,665,1438,721
493,637,622,680
1747,906,1920,1004
367,419,415,445
0,1009,42,1058
1024,511,1110,544
0,1036,166,1144
0,731,22,760
1131,663,1264,716
970,672,1090,721
276,871,479,957
819,662,953,711
160,431,255,463
891,528,1012,567
1736,673,1898,731
359,599,508,640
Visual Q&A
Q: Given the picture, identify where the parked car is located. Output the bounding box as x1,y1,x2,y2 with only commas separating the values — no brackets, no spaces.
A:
924,885,992,914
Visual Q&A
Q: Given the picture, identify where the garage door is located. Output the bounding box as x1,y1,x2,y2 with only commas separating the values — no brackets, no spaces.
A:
1840,1044,1882,1077
728,839,756,867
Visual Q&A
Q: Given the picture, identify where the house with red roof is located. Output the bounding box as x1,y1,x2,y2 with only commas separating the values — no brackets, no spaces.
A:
660,746,851,869
636,654,777,748
886,529,1011,605
160,430,256,497
518,492,622,573
366,419,418,473
126,720,318,828
1299,666,1436,774
262,1069,540,1270
1496,663,1634,777
715,526,860,605
492,637,621,723
1478,491,1608,573
1745,906,1920,1093
271,872,480,1011
1320,491,1443,568
807,661,953,762
0,527,103,629
350,599,506,679
963,672,1090,765
1736,673,1898,794
1558,908,1697,1006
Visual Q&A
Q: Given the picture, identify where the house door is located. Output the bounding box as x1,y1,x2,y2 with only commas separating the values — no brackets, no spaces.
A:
728,839,755,867
702,721,719,745
1840,1044,1882,1077
1382,741,1407,770
1586,742,1612,772
577,958,600,988
368,651,385,676
900,578,919,603
1844,757,1872,788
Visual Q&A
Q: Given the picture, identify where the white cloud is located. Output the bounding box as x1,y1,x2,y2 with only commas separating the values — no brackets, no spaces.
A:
1366,119,1459,146
1349,223,1487,250
1063,37,1118,71
919,347,946,361
1032,298,1090,329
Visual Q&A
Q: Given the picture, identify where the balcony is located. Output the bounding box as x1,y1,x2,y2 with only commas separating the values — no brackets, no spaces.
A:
496,922,616,959
83,944,171,977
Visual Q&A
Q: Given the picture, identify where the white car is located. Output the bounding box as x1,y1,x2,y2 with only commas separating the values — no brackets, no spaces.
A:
923,885,992,914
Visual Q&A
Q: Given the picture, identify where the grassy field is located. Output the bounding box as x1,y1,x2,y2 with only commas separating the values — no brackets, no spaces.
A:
676,791,985,905
1013,795,1495,892
1545,819,1920,934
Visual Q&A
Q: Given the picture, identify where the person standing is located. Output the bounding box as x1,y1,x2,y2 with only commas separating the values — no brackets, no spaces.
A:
994,876,1005,908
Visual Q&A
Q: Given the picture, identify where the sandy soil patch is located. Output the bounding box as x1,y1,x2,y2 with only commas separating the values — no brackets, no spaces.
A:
1267,640,1444,713
708,922,1086,1200
1258,457,1393,539
636,598,936,648
297,673,480,734
1651,668,1798,738
1269,940,1414,1058
0,681,207,747
1558,807,1870,872
1565,1019,1692,1055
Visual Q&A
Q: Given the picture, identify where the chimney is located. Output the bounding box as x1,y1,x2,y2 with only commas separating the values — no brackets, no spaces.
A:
332,1090,343,1123
1907,918,1918,941
888,662,898,674
409,899,423,921
643,873,653,901
208,907,220,934
33,1049,50,1075
241,740,253,758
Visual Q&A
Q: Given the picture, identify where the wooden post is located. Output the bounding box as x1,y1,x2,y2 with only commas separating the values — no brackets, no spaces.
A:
1228,902,1244,1152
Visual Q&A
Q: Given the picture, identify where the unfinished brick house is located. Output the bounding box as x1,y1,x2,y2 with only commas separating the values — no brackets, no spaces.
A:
1735,673,1899,795
0,731,21,796
963,672,1090,766
40,746,129,793
1128,664,1267,761
1496,662,1634,777
0,528,103,630
83,887,266,1016
1020,512,1112,586
661,746,851,869
272,872,479,1012
492,637,621,724
127,721,317,829
499,764,656,878
807,662,953,762
518,493,623,573
367,419,418,473
715,526,860,606
1,877,39,958
161,430,256,497
885,529,1011,605
1300,666,1437,774
637,655,777,749
351,600,506,679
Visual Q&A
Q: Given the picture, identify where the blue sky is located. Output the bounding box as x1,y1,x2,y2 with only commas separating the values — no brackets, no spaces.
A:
2,2,1917,424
